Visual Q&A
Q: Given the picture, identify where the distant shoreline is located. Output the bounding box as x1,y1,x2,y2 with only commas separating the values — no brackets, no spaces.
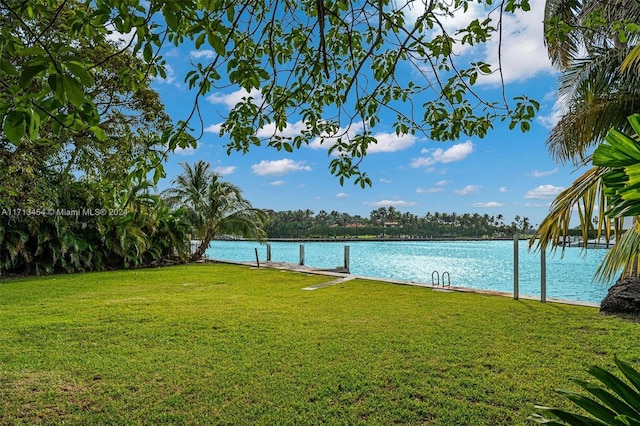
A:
216,236,527,243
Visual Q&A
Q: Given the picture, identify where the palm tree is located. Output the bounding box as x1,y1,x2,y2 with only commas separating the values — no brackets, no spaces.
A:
163,161,267,261
543,0,640,164
533,0,640,302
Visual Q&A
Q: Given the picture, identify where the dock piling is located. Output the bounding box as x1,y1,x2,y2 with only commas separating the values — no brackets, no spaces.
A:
344,245,350,271
513,234,519,300
541,248,546,303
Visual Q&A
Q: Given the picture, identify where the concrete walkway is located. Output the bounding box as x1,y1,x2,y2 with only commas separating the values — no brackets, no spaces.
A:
302,276,356,290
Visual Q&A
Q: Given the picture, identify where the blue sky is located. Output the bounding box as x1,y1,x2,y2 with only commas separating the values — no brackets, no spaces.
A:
144,0,580,228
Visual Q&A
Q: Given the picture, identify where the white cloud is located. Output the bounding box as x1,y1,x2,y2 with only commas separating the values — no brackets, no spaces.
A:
524,184,564,199
214,166,236,176
403,1,486,56
416,187,445,194
525,202,552,208
270,180,285,186
255,120,310,139
404,0,553,84
499,187,508,192
251,159,312,176
105,23,136,47
190,50,216,59
365,132,417,153
531,168,559,178
308,122,364,150
203,118,416,153
173,146,196,156
435,180,449,186
455,185,481,195
207,88,263,109
478,0,554,84
364,200,417,207
164,48,181,58
380,178,392,183
309,122,415,154
336,192,349,198
204,123,222,134
472,201,504,208
411,141,474,168
537,94,566,129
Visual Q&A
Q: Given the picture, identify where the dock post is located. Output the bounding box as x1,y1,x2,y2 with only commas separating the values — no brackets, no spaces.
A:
344,246,350,272
255,248,260,268
266,244,271,262
541,248,547,303
513,234,519,300
299,244,304,266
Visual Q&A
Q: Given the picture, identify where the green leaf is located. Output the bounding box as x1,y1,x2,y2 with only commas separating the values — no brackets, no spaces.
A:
19,64,47,88
62,75,85,107
143,42,153,62
533,405,607,425
65,61,94,87
195,33,206,49
616,357,640,401
0,60,19,76
574,378,639,420
555,388,619,424
627,114,640,137
28,108,40,140
3,111,26,144
208,32,225,55
89,125,108,141
48,74,65,102
588,365,640,415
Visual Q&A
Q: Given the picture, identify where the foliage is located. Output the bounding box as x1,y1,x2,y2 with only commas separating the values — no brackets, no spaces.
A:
532,114,640,283
0,0,188,200
1,264,638,424
530,166,621,251
543,0,640,165
588,114,640,282
1,0,538,186
264,208,532,239
531,357,640,425
0,176,190,276
163,160,267,261
0,1,195,275
533,0,640,286
593,114,640,219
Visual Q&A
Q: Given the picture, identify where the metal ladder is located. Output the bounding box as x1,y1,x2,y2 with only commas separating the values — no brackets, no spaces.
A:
431,270,451,287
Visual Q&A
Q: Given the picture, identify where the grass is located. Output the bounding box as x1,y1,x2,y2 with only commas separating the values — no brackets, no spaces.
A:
0,263,639,425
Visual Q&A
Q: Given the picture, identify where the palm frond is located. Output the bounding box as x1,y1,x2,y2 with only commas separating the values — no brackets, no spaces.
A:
621,44,640,74
530,165,622,253
543,0,582,68
547,96,640,164
595,225,640,282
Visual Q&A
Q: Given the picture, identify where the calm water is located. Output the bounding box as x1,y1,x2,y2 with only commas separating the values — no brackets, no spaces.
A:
206,240,615,304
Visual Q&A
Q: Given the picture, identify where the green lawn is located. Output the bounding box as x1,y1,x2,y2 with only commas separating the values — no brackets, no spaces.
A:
0,264,638,425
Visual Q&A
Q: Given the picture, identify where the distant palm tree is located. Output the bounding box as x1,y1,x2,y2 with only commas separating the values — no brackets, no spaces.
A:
163,161,267,261
543,0,640,164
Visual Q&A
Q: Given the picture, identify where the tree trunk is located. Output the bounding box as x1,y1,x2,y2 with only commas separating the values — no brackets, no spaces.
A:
191,236,212,262
600,275,640,317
